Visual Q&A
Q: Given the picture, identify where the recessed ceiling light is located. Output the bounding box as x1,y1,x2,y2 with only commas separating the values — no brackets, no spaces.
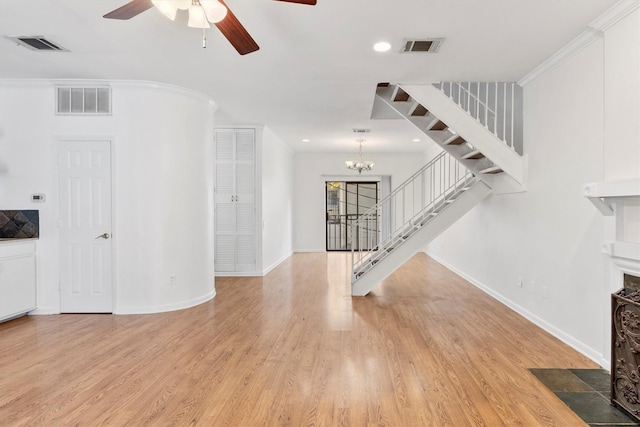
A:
373,41,391,52
412,138,421,142
301,139,310,142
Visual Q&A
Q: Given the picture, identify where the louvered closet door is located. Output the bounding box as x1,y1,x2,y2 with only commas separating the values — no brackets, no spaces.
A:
234,129,256,272
214,129,256,273
215,130,236,272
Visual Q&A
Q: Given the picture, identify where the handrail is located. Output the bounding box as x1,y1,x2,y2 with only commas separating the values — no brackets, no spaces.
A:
356,151,448,221
350,151,476,282
435,82,522,153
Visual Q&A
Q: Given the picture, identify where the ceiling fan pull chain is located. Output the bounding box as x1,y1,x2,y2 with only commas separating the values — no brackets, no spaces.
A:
202,28,206,48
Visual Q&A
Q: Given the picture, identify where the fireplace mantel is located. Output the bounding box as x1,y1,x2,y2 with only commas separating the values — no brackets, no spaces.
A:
584,178,640,262
583,179,640,216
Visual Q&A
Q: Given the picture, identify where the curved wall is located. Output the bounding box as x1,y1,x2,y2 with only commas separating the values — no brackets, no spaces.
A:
111,82,216,313
0,80,216,314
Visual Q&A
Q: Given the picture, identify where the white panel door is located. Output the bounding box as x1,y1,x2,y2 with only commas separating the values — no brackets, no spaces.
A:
58,140,113,312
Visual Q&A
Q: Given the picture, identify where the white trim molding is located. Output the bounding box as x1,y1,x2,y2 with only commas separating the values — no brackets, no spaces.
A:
519,0,640,86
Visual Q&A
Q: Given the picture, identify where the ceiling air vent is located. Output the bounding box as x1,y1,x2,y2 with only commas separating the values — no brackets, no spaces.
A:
401,38,444,53
352,129,371,134
4,36,68,51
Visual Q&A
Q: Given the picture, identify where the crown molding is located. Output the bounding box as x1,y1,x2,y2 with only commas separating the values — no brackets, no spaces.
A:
519,0,640,86
0,78,218,109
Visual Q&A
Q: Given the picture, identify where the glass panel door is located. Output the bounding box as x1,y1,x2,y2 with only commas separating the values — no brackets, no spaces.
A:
326,181,379,251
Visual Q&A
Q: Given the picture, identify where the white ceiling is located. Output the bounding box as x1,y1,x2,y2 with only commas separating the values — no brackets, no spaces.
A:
0,0,618,153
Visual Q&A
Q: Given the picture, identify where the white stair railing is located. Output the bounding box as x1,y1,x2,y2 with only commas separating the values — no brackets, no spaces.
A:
351,151,476,282
435,82,523,154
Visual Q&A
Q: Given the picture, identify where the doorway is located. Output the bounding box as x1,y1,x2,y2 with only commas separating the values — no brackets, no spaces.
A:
58,140,113,313
325,181,379,251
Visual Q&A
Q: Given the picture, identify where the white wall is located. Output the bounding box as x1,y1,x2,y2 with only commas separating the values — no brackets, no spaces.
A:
604,10,640,181
261,126,294,273
0,80,216,315
293,151,430,252
426,10,640,367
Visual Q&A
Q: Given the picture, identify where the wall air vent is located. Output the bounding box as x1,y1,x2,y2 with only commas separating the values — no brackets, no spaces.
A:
401,38,444,53
56,86,112,115
4,36,69,51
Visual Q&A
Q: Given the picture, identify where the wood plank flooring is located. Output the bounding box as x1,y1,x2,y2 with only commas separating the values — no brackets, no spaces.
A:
0,253,597,426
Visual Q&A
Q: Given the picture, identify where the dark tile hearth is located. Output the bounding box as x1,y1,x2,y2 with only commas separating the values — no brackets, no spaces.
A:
0,210,39,238
530,368,640,426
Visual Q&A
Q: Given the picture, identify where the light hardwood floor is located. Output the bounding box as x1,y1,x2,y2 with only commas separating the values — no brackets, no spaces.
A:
0,253,597,426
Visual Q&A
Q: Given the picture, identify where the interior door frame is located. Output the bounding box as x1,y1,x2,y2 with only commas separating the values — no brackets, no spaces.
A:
55,136,117,313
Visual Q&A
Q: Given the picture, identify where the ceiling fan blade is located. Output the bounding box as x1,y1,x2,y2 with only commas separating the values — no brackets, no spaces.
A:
274,0,317,4
215,0,260,55
103,0,154,19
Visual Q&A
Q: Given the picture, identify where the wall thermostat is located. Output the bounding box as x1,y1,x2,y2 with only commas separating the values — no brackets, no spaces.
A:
31,193,46,202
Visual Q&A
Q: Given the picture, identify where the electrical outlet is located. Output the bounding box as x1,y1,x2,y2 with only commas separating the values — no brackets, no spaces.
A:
517,276,523,288
169,275,176,286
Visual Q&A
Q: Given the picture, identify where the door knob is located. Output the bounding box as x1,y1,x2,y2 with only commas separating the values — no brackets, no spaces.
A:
95,233,110,239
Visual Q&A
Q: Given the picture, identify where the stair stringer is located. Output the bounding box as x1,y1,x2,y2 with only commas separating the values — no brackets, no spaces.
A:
388,83,525,185
351,180,492,296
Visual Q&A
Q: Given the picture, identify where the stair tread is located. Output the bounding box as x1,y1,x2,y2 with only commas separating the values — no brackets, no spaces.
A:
410,103,429,116
478,166,503,174
429,120,448,131
461,149,485,160
393,87,410,102
444,135,466,145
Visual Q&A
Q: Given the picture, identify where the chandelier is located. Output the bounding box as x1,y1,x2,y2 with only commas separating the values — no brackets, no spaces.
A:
152,0,228,28
345,139,374,174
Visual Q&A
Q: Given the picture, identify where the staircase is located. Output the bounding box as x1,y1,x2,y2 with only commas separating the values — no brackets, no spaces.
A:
351,82,526,296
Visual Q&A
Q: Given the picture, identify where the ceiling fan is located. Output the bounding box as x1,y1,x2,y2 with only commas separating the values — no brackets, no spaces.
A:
103,0,316,55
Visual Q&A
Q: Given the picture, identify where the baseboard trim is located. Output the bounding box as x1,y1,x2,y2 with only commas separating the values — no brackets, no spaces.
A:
214,271,262,277
425,250,608,369
293,249,326,253
262,251,293,275
114,289,216,315
29,307,60,315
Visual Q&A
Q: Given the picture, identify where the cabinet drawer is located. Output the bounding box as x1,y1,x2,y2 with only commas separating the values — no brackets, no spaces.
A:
0,240,36,258
0,254,37,321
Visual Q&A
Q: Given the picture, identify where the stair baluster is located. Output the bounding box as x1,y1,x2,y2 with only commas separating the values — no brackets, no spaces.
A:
350,151,477,285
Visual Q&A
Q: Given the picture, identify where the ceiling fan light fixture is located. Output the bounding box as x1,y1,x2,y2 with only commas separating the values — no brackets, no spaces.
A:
152,0,178,20
201,0,228,23
187,3,210,28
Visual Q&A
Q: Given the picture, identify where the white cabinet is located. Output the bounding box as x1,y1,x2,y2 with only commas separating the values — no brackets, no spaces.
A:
0,240,37,322
214,128,257,273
